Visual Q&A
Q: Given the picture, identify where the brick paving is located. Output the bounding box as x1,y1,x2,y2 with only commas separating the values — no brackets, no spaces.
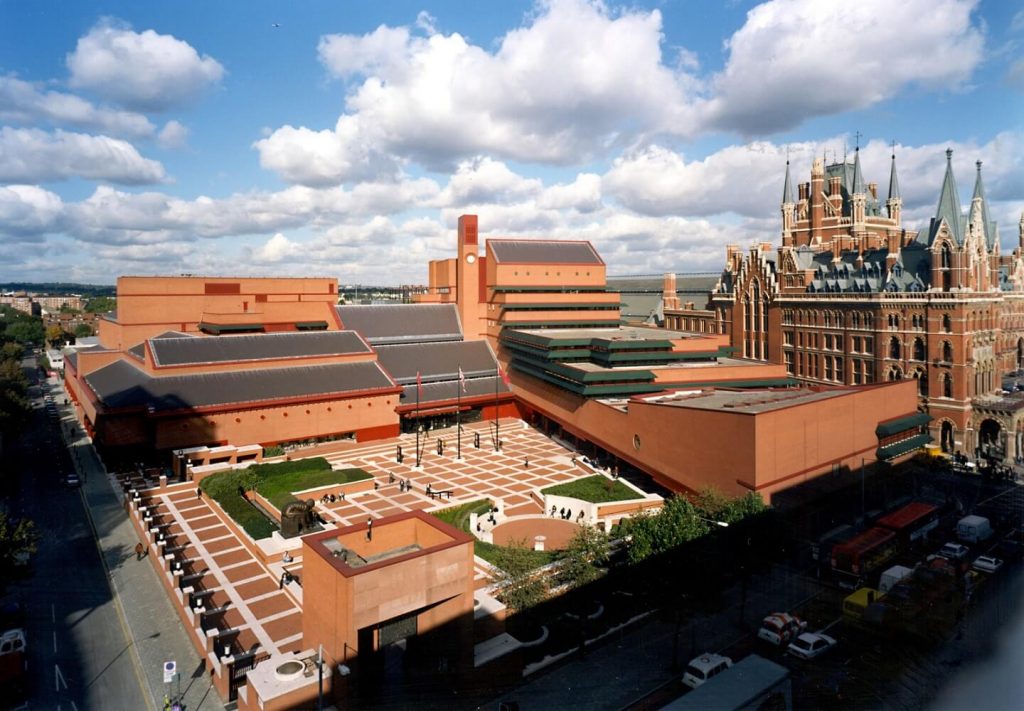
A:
117,417,627,687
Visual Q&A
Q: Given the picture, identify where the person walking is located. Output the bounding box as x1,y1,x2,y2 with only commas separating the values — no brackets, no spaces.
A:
366,516,373,541
196,487,202,500
135,542,145,560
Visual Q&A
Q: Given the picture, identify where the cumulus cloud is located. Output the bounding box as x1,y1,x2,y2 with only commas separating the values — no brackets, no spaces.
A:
157,120,189,148
67,20,224,111
251,232,300,263
537,173,603,212
699,0,985,135
258,0,695,184
0,185,65,236
0,127,165,184
439,157,542,206
0,75,156,137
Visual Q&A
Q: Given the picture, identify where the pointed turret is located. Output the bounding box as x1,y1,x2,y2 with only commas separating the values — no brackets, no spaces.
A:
851,147,866,195
971,160,995,249
888,152,900,200
782,160,795,204
934,148,963,243
886,151,902,224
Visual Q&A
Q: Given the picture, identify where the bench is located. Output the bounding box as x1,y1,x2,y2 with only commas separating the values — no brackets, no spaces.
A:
428,489,454,501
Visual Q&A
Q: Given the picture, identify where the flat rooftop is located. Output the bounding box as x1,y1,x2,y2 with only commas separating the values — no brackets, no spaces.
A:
511,326,697,341
567,356,755,374
634,387,852,414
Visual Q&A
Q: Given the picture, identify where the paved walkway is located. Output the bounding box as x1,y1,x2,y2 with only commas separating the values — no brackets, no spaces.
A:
59,387,225,710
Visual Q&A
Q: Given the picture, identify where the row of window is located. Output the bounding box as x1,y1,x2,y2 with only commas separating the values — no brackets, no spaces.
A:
781,309,957,333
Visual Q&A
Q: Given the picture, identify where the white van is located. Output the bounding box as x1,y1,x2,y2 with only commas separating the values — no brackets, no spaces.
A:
682,653,733,689
879,565,913,594
957,515,993,544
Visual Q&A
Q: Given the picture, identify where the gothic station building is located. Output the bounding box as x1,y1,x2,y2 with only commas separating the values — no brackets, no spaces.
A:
691,149,1024,462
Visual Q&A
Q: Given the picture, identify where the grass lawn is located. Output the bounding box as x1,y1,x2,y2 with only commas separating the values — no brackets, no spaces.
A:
542,475,637,503
430,498,558,567
259,466,371,509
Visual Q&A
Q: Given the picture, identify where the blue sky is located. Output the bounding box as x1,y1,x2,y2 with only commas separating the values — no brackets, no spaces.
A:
0,0,1021,285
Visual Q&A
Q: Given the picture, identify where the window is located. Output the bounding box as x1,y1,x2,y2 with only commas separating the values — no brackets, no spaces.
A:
825,358,833,380
913,338,925,361
853,359,863,385
784,331,794,346
943,373,953,398
889,337,901,360
835,357,844,382
942,341,953,362
864,336,873,353
784,351,794,374
943,314,952,332
853,336,862,352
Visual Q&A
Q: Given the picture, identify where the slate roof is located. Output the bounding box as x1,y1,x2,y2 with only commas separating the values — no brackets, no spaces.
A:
398,375,509,407
86,359,395,412
148,331,370,367
336,304,463,345
488,239,603,265
375,340,500,384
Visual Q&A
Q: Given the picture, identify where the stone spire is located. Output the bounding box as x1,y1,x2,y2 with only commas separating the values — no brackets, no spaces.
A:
934,148,963,244
851,147,866,195
971,160,995,249
782,160,795,204
886,151,902,223
888,151,900,200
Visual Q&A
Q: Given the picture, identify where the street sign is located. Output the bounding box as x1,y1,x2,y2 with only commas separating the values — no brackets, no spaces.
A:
163,660,177,684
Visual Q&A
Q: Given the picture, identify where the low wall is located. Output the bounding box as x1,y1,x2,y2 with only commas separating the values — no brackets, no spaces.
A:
539,474,662,529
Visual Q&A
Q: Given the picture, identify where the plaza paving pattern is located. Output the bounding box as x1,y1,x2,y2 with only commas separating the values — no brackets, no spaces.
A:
129,418,603,672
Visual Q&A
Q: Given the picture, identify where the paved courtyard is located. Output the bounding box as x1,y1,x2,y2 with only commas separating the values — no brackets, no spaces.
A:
125,417,607,676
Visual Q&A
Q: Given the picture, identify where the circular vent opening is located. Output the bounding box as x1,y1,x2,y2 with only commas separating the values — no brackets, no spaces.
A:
275,660,304,681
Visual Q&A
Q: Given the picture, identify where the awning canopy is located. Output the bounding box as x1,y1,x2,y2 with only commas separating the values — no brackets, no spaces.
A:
877,433,933,461
876,412,932,437
198,322,265,334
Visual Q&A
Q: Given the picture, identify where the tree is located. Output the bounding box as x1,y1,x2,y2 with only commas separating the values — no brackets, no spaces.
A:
557,524,609,589
620,496,709,564
489,538,548,612
84,296,116,314
73,323,94,339
3,318,44,346
0,513,38,577
45,324,64,347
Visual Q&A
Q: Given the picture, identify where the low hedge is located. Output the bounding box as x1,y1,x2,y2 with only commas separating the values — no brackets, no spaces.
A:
199,470,277,540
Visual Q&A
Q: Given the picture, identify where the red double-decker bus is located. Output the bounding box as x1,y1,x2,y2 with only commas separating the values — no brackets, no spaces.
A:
876,501,940,546
831,527,898,588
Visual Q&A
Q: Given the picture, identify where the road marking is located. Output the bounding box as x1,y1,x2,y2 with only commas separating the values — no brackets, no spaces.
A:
51,603,56,623
71,702,79,711
55,663,68,691
53,630,57,653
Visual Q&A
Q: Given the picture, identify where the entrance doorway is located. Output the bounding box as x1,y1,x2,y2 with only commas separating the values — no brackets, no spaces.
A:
978,418,1004,461
941,421,954,453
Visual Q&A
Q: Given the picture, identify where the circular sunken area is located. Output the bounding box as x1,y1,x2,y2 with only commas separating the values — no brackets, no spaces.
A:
274,660,305,682
491,518,581,550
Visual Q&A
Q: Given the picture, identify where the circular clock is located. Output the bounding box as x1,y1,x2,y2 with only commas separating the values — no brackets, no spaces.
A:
466,254,476,264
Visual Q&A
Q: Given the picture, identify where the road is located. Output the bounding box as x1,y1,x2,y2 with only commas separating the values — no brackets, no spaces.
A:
1,358,148,710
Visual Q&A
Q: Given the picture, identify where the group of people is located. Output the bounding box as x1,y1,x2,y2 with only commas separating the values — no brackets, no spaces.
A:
319,492,345,504
550,505,584,522
398,478,413,492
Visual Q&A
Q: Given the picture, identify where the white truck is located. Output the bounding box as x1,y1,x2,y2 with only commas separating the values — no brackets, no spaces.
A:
879,565,913,594
957,515,993,544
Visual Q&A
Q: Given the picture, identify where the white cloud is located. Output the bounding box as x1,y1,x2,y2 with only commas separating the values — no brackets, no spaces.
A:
259,0,696,184
0,185,64,236
252,232,300,263
537,173,603,212
0,127,165,184
67,20,224,111
0,76,156,137
439,157,542,206
157,120,189,149
699,0,985,134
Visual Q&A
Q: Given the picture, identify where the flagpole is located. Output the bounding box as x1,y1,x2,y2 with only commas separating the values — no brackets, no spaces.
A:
494,366,500,452
456,362,462,460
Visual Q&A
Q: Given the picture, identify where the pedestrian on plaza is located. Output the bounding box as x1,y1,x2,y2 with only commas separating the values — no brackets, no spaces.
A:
374,481,379,491
196,487,202,499
366,516,374,541
135,542,144,560
406,479,412,491
389,471,395,484
550,505,557,517
559,507,565,519
524,457,529,468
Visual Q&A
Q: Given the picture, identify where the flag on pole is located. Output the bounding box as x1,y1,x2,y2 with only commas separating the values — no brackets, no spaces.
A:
499,367,511,387
458,366,466,393
416,371,422,398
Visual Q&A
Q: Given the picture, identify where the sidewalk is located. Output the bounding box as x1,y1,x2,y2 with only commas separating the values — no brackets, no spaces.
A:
60,387,225,710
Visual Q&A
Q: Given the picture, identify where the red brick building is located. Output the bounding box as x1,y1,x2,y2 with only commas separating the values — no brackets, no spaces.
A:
681,150,1024,461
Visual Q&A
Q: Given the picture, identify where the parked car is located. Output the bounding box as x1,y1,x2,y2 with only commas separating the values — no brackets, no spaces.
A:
936,542,970,561
64,473,81,487
787,632,837,660
971,555,1003,574
682,653,733,689
757,612,807,645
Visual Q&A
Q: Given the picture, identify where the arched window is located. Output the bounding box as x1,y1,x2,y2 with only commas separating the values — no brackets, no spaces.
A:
852,312,860,328
942,341,953,362
889,337,901,360
913,338,926,361
914,370,928,397
942,314,952,332
942,373,953,398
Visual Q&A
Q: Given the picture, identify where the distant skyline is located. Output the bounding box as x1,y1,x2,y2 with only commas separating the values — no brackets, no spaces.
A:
1,0,1021,285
